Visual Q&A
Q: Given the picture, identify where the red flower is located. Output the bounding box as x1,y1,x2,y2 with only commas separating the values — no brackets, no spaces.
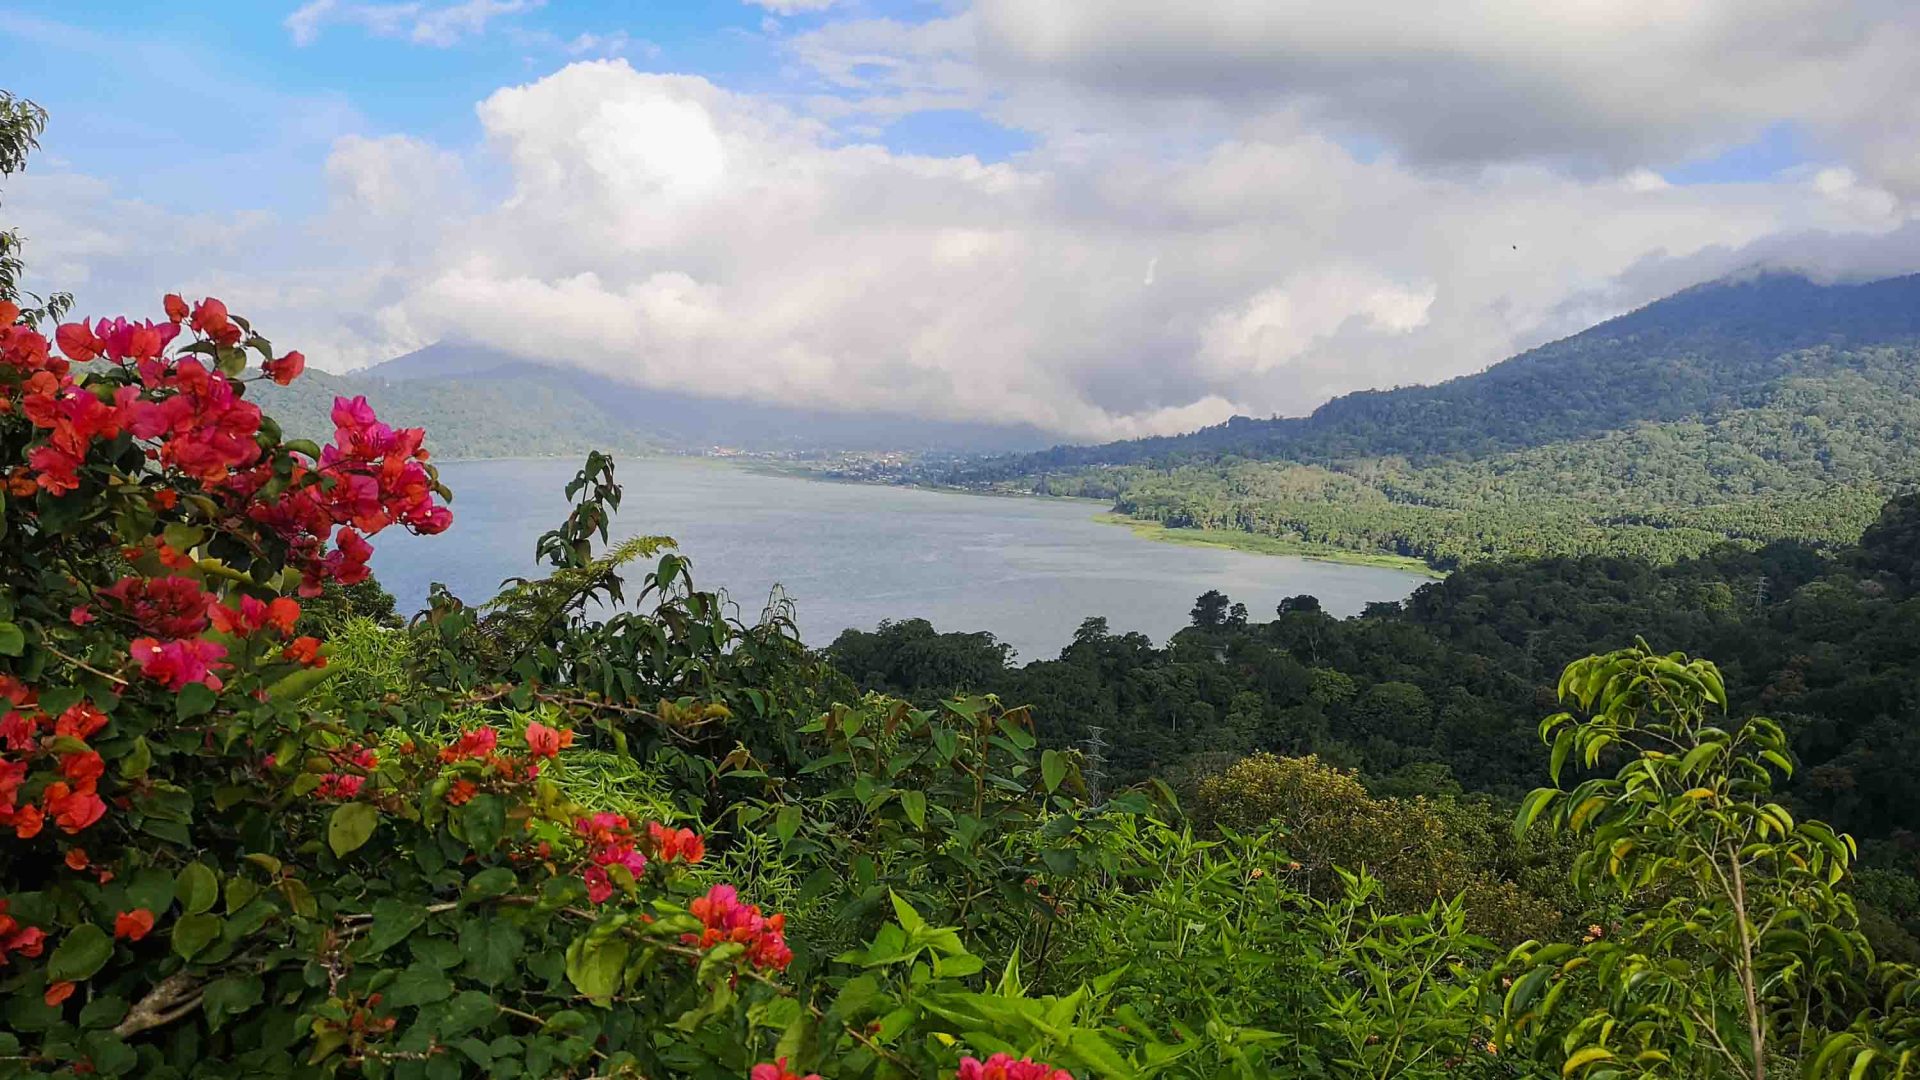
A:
54,703,109,740
188,297,242,347
751,1059,822,1080
524,722,572,759
683,884,792,971
648,821,705,864
59,750,105,786
315,774,365,800
958,1055,1076,1080
163,294,188,323
440,726,498,762
43,782,107,834
4,803,43,839
114,909,155,942
68,605,94,626
582,865,614,904
1,924,46,961
267,597,301,634
100,576,213,639
0,710,38,752
262,350,305,385
129,637,227,692
43,980,75,1007
65,848,89,871
445,779,477,806
283,636,325,667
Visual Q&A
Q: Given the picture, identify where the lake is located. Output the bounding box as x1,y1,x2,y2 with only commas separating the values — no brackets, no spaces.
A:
368,458,1431,662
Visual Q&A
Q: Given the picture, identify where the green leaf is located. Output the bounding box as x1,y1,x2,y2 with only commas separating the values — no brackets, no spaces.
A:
900,789,927,829
265,665,335,703
362,899,428,958
459,920,524,987
1041,748,1067,793
48,924,113,981
328,802,380,857
200,975,263,1032
175,681,217,721
171,913,222,960
464,866,516,899
457,794,507,853
0,621,23,656
439,990,497,1039
384,963,454,1008
1514,788,1559,840
176,862,219,915
565,935,630,1005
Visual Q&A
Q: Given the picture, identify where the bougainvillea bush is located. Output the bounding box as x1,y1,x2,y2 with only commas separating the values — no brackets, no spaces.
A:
0,298,1158,1079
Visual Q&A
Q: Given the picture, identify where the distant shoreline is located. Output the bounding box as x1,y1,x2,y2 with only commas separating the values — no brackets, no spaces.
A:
1092,514,1443,576
428,454,1439,576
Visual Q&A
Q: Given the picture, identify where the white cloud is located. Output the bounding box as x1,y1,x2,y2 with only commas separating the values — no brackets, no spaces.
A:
285,0,546,47
745,0,844,15
26,2,1920,442
287,62,1915,437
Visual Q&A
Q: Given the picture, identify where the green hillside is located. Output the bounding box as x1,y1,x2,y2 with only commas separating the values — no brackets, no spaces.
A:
948,273,1920,568
252,365,651,461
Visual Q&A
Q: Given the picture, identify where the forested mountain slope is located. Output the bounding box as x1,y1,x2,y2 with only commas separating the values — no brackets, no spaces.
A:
255,343,1055,458
946,273,1920,568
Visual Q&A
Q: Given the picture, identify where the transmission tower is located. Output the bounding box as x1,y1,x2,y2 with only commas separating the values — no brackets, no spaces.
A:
1081,725,1109,805
1753,575,1770,614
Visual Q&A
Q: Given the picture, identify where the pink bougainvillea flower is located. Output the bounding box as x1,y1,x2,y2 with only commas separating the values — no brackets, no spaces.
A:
129,636,227,692
958,1055,1076,1080
524,722,572,759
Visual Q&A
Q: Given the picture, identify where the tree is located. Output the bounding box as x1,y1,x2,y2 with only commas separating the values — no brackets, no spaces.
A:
0,91,70,325
1190,589,1230,628
1505,643,1886,1079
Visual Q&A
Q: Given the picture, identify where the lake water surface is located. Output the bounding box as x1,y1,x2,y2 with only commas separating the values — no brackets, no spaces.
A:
369,458,1431,662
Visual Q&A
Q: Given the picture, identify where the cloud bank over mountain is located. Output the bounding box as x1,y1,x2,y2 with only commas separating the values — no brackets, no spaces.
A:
12,1,1920,439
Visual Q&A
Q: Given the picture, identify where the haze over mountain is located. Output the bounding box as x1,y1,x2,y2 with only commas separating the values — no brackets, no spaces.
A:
255,341,1056,458
944,271,1920,569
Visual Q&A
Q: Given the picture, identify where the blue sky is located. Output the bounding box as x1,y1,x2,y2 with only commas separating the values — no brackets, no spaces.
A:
3,2,1916,437
3,1,1021,216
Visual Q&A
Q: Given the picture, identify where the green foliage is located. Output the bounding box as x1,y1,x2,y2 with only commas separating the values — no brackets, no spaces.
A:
1501,643,1893,1079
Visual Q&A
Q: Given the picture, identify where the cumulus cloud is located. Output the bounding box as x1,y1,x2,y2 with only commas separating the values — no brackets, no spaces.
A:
286,0,545,47
25,2,1920,442
283,60,1911,437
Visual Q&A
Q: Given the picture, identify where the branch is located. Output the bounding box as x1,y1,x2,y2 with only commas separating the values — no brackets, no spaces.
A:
114,972,203,1038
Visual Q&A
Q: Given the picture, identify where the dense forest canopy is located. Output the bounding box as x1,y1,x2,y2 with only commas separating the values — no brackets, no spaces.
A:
829,493,1920,958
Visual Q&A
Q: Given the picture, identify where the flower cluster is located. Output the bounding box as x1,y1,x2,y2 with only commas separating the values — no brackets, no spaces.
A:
0,679,110,840
684,884,793,971
4,297,448,599
239,394,451,595
957,1055,1076,1080
576,812,649,904
312,743,378,802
